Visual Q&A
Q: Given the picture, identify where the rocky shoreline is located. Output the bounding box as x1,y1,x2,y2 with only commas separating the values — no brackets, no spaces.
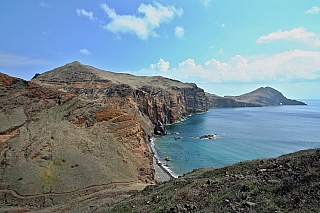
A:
148,137,177,182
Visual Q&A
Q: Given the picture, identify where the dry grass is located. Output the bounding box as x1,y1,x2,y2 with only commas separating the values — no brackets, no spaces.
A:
107,149,320,213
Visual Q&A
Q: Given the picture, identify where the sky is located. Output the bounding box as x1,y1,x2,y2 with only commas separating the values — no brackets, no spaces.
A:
1,1,320,99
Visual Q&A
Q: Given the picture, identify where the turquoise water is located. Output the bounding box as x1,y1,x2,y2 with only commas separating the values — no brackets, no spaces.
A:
153,100,320,177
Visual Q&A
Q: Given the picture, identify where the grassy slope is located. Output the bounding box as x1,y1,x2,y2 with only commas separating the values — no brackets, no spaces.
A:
106,148,320,213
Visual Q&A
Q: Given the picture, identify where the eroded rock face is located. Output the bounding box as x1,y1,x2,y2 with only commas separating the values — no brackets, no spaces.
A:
135,85,208,135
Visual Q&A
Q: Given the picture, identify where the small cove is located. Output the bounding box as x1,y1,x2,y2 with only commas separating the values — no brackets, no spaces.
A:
153,100,320,177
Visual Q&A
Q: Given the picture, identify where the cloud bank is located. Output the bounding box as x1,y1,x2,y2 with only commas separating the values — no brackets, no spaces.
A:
142,50,320,84
256,27,320,47
101,2,183,40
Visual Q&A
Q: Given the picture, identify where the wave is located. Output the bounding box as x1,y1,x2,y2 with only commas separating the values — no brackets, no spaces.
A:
149,137,179,179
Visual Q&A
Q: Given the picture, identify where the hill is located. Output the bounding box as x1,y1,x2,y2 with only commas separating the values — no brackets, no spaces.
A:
207,87,306,108
226,87,306,106
32,61,195,90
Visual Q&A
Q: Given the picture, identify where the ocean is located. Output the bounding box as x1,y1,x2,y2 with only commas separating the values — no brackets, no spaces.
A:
152,100,320,177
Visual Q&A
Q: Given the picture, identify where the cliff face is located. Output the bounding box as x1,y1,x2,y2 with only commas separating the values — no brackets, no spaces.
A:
135,84,208,134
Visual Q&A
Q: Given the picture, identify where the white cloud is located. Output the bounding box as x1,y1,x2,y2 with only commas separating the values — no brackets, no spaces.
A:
76,9,95,21
175,26,184,38
79,48,91,55
150,58,169,72
256,27,320,47
200,0,211,7
40,2,51,8
0,51,50,67
101,2,183,40
141,50,320,84
305,6,320,14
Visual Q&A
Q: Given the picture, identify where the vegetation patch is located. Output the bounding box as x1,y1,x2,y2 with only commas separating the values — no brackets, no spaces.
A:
39,159,61,189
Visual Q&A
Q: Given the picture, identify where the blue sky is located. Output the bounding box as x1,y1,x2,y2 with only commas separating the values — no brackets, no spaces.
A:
1,1,320,99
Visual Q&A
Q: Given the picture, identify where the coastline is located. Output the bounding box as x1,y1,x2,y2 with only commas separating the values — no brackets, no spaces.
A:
148,137,177,182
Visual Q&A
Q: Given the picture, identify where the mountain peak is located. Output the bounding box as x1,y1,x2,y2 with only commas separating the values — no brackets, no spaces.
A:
69,61,82,65
32,61,102,82
232,86,306,106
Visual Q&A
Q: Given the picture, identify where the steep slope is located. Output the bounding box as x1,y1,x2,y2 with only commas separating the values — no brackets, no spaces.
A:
107,148,320,213
0,72,153,206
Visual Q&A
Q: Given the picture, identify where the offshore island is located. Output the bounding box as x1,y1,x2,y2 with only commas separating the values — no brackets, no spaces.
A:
1,61,318,212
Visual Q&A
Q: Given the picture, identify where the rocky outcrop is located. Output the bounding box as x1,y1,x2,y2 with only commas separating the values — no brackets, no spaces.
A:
135,84,208,135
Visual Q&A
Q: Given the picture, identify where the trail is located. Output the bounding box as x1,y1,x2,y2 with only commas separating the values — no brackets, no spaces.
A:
0,180,140,200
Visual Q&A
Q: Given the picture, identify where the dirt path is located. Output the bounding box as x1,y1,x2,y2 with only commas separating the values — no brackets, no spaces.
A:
0,180,140,200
